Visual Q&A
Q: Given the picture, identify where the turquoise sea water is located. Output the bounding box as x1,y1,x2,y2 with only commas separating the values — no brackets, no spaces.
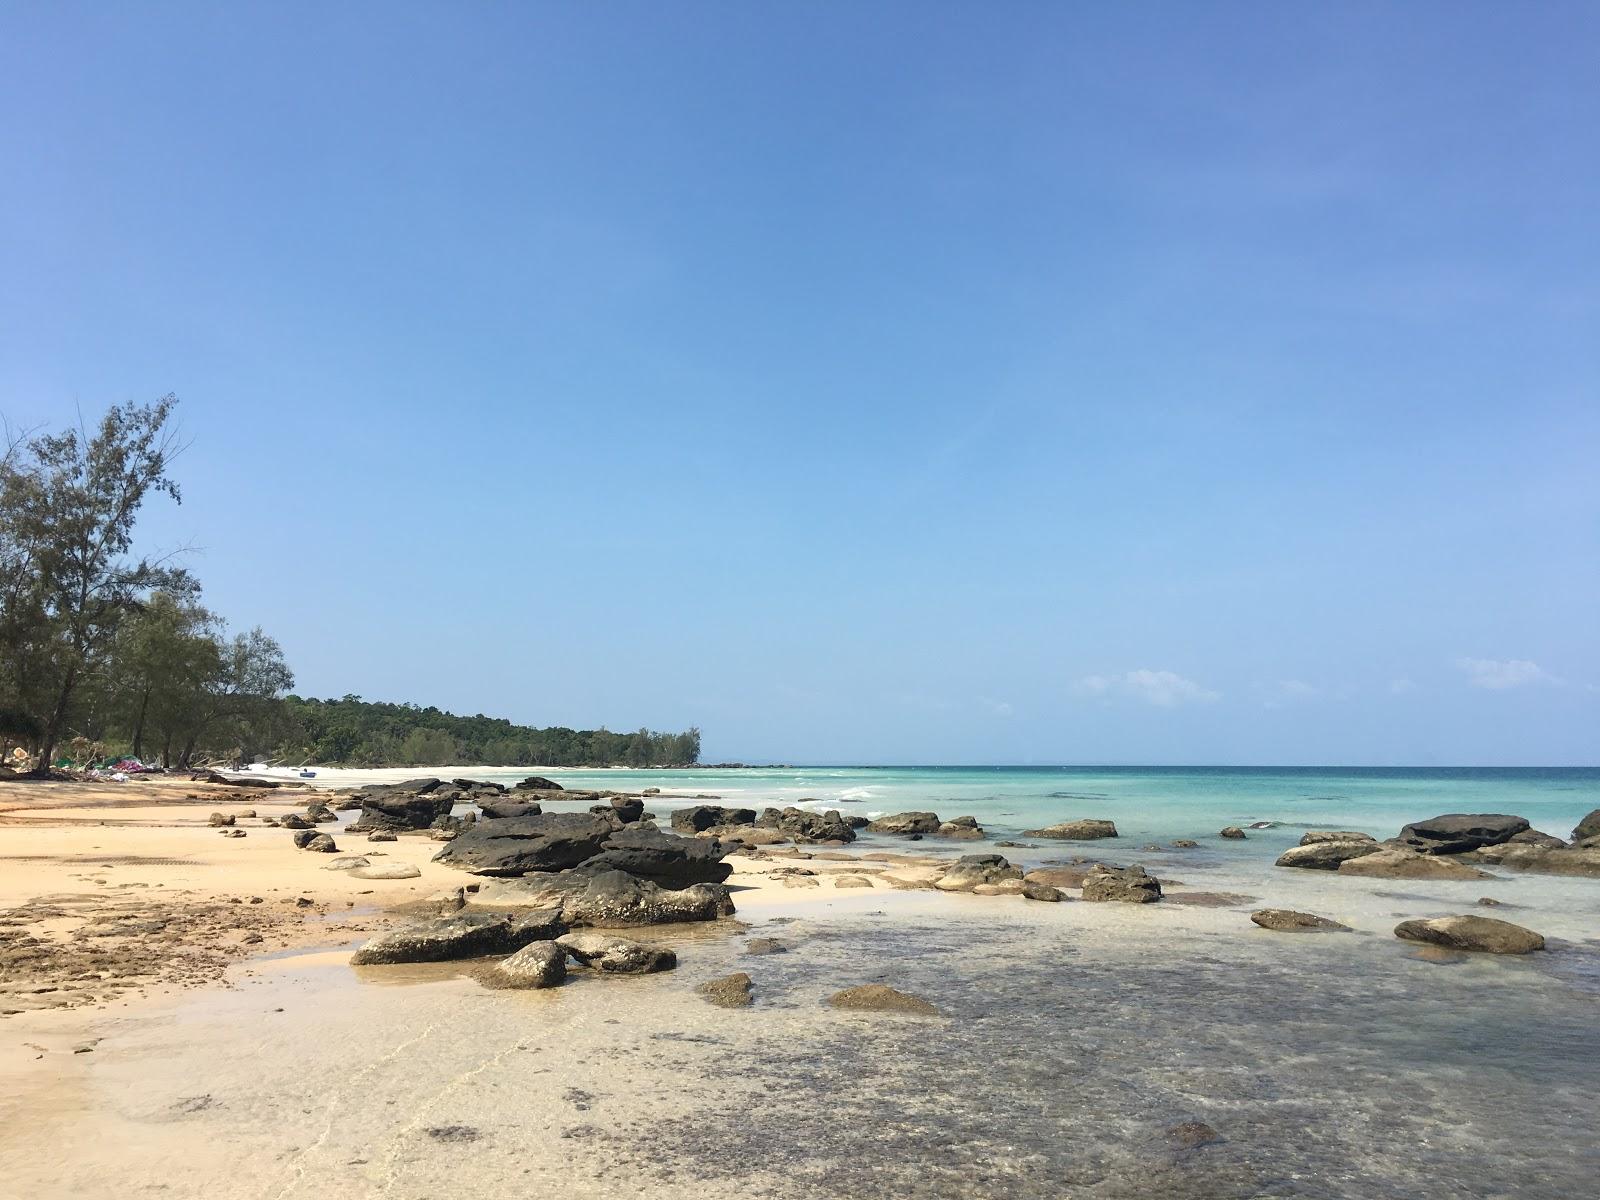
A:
512,764,1600,843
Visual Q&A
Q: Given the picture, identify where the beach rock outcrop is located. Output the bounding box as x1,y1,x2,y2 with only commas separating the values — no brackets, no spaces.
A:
1473,843,1600,878
1338,848,1492,880
485,940,567,989
1250,909,1351,932
1023,819,1119,840
583,825,733,887
1021,880,1064,902
601,796,645,824
1024,866,1096,889
671,805,757,833
514,776,564,791
350,909,566,965
432,812,620,876
557,932,676,973
1275,840,1383,871
757,806,856,844
829,984,938,1015
1393,915,1544,955
1299,831,1376,846
865,812,942,836
937,815,985,840
348,792,457,833
1081,864,1161,903
472,867,733,927
934,854,1023,893
1573,809,1600,844
1395,813,1530,855
696,972,754,1007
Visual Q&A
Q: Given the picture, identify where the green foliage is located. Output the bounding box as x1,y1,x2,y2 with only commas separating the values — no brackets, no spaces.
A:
276,696,701,767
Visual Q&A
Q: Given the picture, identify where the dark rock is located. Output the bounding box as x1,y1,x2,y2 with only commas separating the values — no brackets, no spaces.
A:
280,813,313,830
605,797,645,824
1477,896,1502,906
829,984,938,1015
290,828,319,848
472,868,733,927
671,805,757,833
1573,808,1600,843
1250,908,1351,932
935,854,1023,893
865,811,942,835
1393,915,1544,955
937,815,985,840
1506,829,1567,849
514,776,564,791
432,812,620,876
1021,880,1063,902
696,972,753,1007
304,833,338,853
757,807,856,844
1396,813,1531,855
1081,864,1161,903
478,800,541,820
1299,830,1376,846
350,909,566,965
557,932,676,973
1171,840,1199,849
453,778,506,793
1219,827,1246,839
586,825,732,887
349,793,457,833
1022,819,1118,840
207,812,235,827
1166,1121,1224,1150
484,941,567,989
1275,841,1384,870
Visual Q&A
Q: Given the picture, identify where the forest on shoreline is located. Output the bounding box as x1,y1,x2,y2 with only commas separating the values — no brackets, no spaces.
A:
0,398,701,772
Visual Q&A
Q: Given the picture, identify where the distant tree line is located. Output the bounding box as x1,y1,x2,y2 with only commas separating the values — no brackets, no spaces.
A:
0,397,702,773
278,695,701,768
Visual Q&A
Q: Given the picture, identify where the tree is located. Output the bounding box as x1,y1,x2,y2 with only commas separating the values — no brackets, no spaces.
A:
0,397,187,770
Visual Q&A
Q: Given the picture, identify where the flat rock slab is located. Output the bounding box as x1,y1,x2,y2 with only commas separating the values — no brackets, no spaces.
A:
351,863,422,880
1394,915,1545,955
829,984,938,1015
351,909,566,966
1022,819,1118,840
1275,841,1383,870
1338,849,1492,880
1251,908,1351,932
696,972,754,1007
557,932,676,974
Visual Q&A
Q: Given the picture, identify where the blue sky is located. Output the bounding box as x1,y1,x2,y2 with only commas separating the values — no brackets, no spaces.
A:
3,3,1596,764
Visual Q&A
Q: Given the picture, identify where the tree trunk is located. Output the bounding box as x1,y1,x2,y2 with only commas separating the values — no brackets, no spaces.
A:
131,689,150,761
31,663,78,775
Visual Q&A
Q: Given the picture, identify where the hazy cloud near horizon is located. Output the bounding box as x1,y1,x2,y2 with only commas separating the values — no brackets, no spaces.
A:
1,3,1596,764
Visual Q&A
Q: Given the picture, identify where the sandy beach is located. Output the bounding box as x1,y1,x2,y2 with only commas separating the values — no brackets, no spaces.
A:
2,773,1598,1199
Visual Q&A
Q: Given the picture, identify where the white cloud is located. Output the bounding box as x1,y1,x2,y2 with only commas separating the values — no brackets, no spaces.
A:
1075,669,1220,708
1457,658,1559,690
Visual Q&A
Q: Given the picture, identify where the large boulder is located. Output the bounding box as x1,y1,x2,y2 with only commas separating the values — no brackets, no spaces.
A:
1275,840,1383,871
934,854,1023,893
1393,915,1544,955
1081,864,1161,903
671,805,757,833
514,776,564,791
478,799,541,820
1337,848,1492,880
431,812,619,876
556,932,676,973
937,815,985,840
484,940,567,989
1251,909,1351,933
1477,844,1600,878
348,793,457,833
1022,819,1118,840
472,868,733,927
1573,809,1600,843
1395,813,1530,855
602,797,645,824
1299,830,1376,846
350,909,565,965
757,806,856,844
866,812,942,836
585,825,732,887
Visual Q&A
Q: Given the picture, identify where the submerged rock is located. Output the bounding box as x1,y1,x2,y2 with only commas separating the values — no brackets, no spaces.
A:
745,937,787,955
937,815,985,840
1166,1120,1225,1150
1275,841,1383,871
696,971,754,1007
350,909,565,965
485,941,567,989
1396,813,1530,855
1023,819,1118,840
557,932,676,973
935,854,1024,893
829,984,938,1015
1250,909,1351,933
1081,864,1162,903
1393,915,1544,955
1219,827,1247,839
1338,849,1492,880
